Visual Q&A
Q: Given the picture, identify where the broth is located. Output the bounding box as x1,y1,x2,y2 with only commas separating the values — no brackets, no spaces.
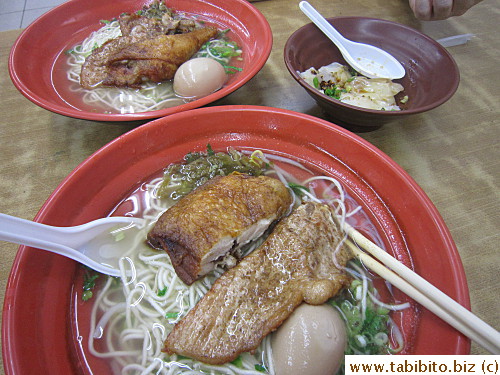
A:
72,152,413,374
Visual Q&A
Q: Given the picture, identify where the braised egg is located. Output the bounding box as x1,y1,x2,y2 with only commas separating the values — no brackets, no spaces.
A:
173,57,227,99
271,303,347,375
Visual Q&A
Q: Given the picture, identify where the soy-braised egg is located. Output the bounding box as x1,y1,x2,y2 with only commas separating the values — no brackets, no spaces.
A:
173,57,227,99
271,303,347,375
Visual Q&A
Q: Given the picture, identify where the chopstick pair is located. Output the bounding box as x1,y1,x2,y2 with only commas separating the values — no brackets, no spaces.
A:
342,223,500,354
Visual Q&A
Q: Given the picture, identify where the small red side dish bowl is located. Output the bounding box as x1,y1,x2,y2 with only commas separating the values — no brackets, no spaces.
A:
2,106,469,374
8,0,272,122
284,17,460,131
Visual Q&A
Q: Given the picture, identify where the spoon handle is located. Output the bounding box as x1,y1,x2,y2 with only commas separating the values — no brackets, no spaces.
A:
0,213,97,267
0,213,142,276
0,213,71,247
0,213,143,247
299,1,349,55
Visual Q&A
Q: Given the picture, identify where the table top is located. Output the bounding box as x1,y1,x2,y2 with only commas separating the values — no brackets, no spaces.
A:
0,0,498,370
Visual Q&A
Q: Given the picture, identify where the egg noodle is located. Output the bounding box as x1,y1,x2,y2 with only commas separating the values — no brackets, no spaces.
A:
87,151,407,374
66,19,242,114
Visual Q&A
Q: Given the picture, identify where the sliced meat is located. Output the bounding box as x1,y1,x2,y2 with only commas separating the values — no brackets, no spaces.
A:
163,202,353,365
147,174,293,285
80,26,218,88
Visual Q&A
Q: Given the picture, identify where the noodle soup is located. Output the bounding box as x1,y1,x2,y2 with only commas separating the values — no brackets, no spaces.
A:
53,5,243,115
72,149,415,375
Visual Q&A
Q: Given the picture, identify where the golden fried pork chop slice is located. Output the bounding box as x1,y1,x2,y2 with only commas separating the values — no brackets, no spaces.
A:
147,174,293,285
80,27,218,89
163,202,353,365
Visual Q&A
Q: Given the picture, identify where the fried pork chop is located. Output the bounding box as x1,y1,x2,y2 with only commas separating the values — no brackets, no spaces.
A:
163,202,353,365
147,174,293,285
80,26,218,89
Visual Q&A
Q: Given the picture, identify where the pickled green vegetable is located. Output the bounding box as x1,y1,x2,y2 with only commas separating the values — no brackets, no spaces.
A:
140,0,172,19
157,145,270,201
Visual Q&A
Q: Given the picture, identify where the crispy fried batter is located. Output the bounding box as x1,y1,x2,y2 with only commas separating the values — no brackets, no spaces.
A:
163,202,353,364
147,174,293,285
80,27,218,89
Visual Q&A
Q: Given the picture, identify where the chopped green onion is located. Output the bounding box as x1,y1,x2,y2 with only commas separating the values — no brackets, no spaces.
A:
165,312,179,319
330,275,393,356
157,287,168,296
224,65,243,74
82,290,93,301
323,85,344,99
112,230,125,242
254,364,267,372
313,76,320,89
288,182,309,197
82,269,99,301
231,356,243,368
83,274,98,291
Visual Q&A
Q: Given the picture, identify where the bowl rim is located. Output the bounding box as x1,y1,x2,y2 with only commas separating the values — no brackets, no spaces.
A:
284,16,460,116
8,0,273,122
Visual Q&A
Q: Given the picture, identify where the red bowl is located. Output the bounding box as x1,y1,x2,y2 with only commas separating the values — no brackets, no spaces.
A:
8,0,272,122
2,106,470,374
284,17,460,131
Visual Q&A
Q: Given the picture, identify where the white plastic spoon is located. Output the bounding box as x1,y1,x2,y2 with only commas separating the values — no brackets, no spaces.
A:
299,1,405,79
0,213,146,277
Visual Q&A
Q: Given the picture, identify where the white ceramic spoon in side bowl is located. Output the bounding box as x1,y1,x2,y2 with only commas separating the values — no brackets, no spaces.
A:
299,1,405,79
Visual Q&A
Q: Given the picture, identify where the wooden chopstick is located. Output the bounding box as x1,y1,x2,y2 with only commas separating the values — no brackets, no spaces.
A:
342,224,500,354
